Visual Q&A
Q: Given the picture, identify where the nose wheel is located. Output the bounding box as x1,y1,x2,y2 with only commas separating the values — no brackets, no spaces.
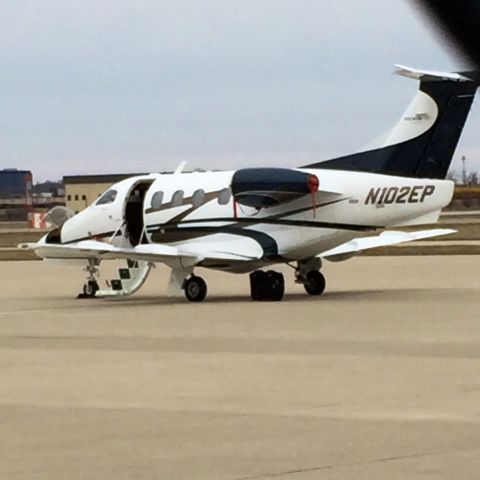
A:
82,280,99,298
184,275,208,302
77,259,101,299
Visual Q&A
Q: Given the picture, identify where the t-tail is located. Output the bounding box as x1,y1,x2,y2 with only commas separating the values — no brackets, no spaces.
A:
303,65,480,179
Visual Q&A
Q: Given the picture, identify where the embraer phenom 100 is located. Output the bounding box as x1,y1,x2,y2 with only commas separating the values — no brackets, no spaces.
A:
21,66,479,302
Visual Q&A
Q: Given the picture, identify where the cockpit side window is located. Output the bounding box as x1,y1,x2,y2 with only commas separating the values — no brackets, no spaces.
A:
96,189,117,205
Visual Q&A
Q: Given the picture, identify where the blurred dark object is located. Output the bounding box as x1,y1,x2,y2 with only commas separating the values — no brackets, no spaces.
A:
412,0,480,67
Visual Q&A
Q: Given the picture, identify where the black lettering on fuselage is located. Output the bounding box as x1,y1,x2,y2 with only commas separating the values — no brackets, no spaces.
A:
364,185,436,205
378,187,388,205
408,185,422,203
384,187,399,204
421,185,435,202
365,188,382,205
396,186,410,204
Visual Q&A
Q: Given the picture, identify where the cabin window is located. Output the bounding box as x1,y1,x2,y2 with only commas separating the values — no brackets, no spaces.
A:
82,195,87,201
218,187,231,205
171,190,184,207
192,189,205,208
96,189,117,205
67,194,72,201
74,194,79,201
151,191,164,209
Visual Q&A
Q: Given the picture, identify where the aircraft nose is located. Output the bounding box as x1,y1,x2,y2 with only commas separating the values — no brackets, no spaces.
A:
43,225,63,245
58,209,92,244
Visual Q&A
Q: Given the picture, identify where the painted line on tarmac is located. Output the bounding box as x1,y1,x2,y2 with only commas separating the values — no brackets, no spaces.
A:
0,306,103,316
0,309,65,316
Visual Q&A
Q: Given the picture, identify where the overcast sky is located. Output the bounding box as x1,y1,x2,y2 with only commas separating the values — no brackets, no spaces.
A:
1,0,478,182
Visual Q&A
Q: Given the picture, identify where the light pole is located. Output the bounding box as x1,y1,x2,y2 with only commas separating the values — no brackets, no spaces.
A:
462,155,467,186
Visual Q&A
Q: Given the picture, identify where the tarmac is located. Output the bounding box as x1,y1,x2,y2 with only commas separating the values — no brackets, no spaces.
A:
1,257,480,479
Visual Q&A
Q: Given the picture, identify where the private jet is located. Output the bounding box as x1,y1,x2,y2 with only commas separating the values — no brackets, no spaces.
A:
20,65,479,302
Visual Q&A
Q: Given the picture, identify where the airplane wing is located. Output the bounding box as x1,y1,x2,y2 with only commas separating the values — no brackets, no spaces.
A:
19,239,261,264
320,228,456,261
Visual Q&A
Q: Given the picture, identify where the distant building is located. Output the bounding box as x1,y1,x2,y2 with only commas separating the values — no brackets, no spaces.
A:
0,169,33,221
63,174,147,213
0,168,32,200
31,180,64,197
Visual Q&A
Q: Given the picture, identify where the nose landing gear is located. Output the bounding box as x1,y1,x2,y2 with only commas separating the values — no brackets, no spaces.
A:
77,259,100,299
77,259,152,299
82,280,99,298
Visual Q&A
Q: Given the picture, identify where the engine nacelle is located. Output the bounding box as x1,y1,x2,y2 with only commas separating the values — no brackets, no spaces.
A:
231,168,319,208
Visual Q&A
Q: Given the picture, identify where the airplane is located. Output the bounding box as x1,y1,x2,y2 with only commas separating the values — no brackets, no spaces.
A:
20,65,479,302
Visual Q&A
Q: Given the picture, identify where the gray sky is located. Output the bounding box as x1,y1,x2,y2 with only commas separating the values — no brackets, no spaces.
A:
1,0,478,182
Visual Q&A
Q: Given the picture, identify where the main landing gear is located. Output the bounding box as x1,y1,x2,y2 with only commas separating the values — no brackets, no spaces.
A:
179,258,326,303
295,258,326,296
302,271,326,296
181,270,288,302
248,260,326,302
249,270,285,301
183,275,208,302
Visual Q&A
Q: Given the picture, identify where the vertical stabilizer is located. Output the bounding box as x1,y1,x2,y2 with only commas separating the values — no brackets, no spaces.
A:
303,66,479,179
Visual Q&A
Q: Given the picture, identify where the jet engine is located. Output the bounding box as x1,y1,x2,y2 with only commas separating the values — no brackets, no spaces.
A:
231,168,319,208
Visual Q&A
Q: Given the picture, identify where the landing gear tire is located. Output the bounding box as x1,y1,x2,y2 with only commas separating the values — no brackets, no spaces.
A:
82,280,99,298
184,276,207,302
250,270,285,301
303,271,326,296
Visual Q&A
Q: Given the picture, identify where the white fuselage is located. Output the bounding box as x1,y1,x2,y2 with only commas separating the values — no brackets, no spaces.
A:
52,168,453,272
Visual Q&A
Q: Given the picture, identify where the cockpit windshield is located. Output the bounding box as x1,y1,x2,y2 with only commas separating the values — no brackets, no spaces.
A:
96,189,117,205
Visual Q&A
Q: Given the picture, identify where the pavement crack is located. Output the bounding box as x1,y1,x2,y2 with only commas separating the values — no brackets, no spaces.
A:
232,449,451,480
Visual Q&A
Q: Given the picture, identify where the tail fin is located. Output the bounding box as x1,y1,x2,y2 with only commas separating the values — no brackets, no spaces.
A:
303,65,479,179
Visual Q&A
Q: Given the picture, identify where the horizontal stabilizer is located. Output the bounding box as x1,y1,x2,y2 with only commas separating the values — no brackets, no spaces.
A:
320,228,456,260
394,64,472,82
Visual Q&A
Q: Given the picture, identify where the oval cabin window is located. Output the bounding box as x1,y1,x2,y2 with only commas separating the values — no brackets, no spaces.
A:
171,190,184,207
151,191,164,209
192,189,205,208
218,188,231,205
